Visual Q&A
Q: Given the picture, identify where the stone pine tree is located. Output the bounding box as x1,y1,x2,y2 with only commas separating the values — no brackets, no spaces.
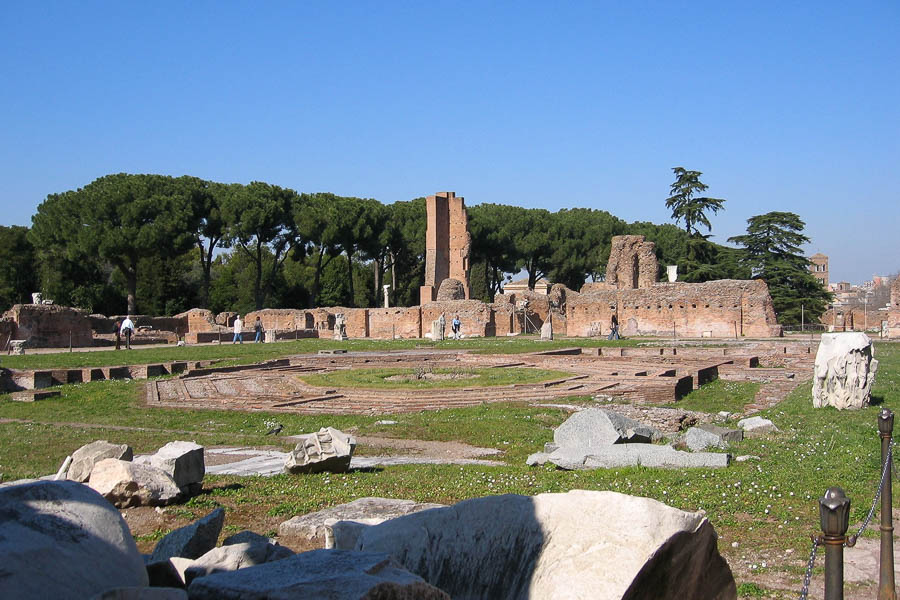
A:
30,174,201,315
728,211,832,324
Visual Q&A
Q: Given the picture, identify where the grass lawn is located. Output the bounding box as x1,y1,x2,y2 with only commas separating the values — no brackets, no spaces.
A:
299,367,572,389
1,341,897,598
0,336,638,370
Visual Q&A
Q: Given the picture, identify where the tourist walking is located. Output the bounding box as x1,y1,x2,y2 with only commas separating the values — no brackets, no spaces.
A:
113,319,122,350
254,316,264,343
451,315,461,340
120,315,135,350
233,315,243,344
607,314,620,340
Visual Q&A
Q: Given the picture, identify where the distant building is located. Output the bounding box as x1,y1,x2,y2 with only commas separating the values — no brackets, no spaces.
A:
809,253,828,288
503,277,551,295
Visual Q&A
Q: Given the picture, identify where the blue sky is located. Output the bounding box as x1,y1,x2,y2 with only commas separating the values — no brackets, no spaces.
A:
2,2,897,285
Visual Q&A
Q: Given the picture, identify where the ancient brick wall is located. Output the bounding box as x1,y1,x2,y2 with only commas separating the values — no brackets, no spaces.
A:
368,307,422,339
176,309,219,333
890,279,900,338
489,303,515,336
422,192,470,304
2,304,95,347
567,280,781,338
448,194,471,299
344,308,369,338
244,309,313,333
605,235,658,289
422,300,491,337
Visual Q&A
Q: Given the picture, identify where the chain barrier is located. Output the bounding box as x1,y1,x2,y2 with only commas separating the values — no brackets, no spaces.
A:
797,434,892,598
847,442,892,547
798,535,822,600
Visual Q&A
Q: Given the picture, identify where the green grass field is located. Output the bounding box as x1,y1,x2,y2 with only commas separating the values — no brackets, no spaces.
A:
2,340,897,598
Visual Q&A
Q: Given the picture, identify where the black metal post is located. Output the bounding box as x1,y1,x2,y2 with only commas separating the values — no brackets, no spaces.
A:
820,486,851,600
879,409,896,600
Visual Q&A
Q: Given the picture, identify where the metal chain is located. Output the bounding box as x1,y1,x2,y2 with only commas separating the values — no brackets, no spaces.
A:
847,442,892,546
798,536,821,600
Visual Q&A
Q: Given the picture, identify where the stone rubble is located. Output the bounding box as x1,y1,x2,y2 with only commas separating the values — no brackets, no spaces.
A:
68,440,134,483
284,427,356,474
88,459,182,508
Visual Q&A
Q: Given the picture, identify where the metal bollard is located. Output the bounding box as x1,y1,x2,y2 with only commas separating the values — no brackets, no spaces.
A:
879,408,897,600
820,486,850,600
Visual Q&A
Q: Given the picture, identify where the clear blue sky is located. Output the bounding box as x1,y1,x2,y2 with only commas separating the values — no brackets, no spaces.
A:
2,1,897,285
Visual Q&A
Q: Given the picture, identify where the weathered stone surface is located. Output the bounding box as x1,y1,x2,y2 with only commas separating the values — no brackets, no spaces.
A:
150,508,225,563
68,440,134,482
284,427,356,474
135,441,204,491
683,425,743,451
540,318,553,341
354,489,736,600
222,530,276,547
278,497,444,548
813,332,879,410
436,278,466,301
603,235,659,290
0,480,148,600
737,416,778,436
182,541,294,586
186,549,449,600
88,459,182,508
553,408,661,451
89,588,187,600
526,451,551,466
550,444,731,470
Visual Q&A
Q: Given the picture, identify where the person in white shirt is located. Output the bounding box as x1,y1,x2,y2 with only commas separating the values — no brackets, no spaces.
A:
233,316,243,344
120,316,135,350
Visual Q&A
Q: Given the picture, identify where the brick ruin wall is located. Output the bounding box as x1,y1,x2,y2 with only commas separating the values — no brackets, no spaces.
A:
422,301,492,338
421,192,470,304
820,307,891,333
1,304,94,347
567,279,782,338
605,235,659,290
369,307,422,339
889,278,900,338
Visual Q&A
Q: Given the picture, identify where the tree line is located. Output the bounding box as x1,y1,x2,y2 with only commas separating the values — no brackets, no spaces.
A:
0,171,830,324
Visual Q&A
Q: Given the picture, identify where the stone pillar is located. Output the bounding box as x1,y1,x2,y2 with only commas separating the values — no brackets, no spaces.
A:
667,265,678,283
383,285,391,308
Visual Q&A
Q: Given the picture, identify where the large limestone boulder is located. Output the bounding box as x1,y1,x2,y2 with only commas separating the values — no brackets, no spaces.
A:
554,408,661,451
285,427,356,474
813,332,879,410
150,508,225,563
181,541,294,586
277,497,444,549
88,459,182,508
354,490,735,600
186,549,449,599
0,480,148,599
135,441,204,493
68,440,134,482
549,444,730,470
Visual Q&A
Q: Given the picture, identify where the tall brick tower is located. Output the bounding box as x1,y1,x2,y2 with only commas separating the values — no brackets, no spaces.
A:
420,192,471,304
